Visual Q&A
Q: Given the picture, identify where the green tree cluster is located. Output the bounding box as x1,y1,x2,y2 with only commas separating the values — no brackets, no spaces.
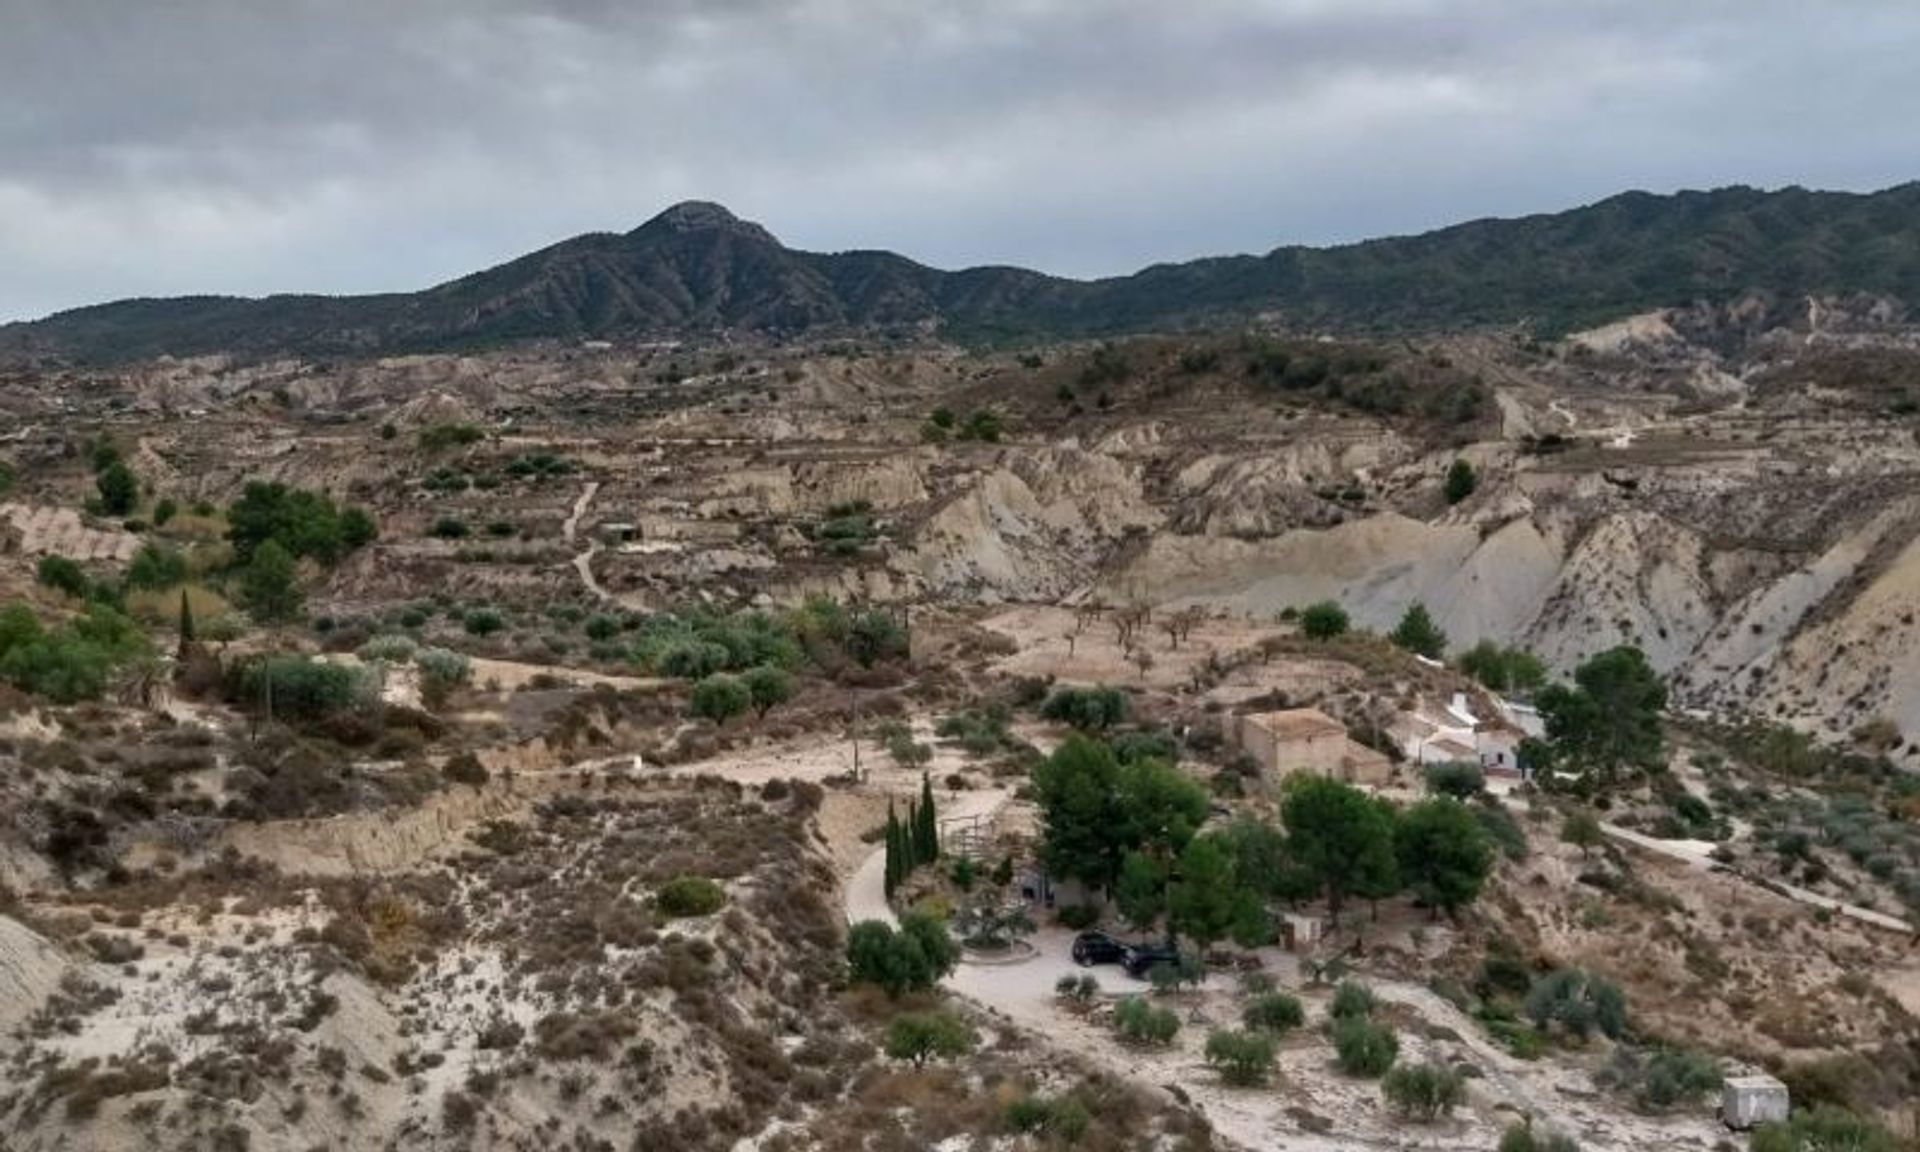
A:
883,776,942,900
90,441,140,517
230,654,376,722
1535,646,1667,787
845,911,957,997
36,555,94,601
0,602,154,703
1040,685,1130,731
1457,640,1548,694
1389,601,1447,658
1396,797,1496,918
1281,776,1399,924
227,481,377,566
238,540,303,624
1031,735,1207,897
125,543,188,591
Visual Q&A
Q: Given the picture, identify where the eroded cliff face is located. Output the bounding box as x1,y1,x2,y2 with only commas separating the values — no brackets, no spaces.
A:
880,304,1920,741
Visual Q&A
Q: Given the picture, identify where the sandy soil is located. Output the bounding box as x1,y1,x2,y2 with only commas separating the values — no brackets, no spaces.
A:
0,501,141,563
468,654,660,693
981,604,1288,690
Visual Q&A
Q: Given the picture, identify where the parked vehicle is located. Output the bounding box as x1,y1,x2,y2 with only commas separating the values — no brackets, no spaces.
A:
1121,941,1181,979
1070,930,1129,967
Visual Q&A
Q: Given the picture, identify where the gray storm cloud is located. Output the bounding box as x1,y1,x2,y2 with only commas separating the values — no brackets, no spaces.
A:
2,0,1917,320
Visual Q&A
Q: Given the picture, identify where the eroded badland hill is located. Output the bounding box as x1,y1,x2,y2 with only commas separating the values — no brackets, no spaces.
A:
3,198,1920,1152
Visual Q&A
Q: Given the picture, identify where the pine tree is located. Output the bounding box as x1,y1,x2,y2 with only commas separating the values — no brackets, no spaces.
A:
917,772,940,862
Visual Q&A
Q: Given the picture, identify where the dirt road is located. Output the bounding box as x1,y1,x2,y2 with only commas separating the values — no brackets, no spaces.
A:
1602,821,1913,933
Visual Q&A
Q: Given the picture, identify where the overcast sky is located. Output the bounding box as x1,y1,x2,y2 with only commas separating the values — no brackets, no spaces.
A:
2,0,1916,321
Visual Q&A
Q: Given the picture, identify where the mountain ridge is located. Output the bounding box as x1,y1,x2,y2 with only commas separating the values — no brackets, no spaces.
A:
5,181,1919,362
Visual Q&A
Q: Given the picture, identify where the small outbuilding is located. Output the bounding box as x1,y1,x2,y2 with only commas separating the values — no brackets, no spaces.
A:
1476,718,1527,777
1720,1075,1789,1130
1236,708,1346,777
1235,707,1395,789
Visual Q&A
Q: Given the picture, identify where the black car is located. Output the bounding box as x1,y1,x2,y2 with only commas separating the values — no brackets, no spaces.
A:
1070,930,1128,967
1120,941,1181,979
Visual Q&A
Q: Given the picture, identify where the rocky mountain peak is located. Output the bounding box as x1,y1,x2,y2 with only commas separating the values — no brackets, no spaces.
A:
632,200,779,245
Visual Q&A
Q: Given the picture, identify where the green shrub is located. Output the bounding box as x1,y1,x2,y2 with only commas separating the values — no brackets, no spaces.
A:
1056,904,1100,930
415,646,471,709
1524,968,1628,1041
883,1011,975,1067
463,608,505,637
655,875,725,918
1389,601,1448,658
1004,1093,1090,1141
1498,1121,1580,1152
1055,974,1099,1002
231,655,374,722
1597,1046,1721,1112
358,634,420,663
1424,760,1486,799
419,423,484,451
1243,991,1306,1034
959,410,1002,442
1113,996,1180,1046
152,498,178,527
1750,1105,1902,1152
1444,458,1477,504
1382,1062,1465,1120
1204,1028,1275,1086
741,664,793,718
937,707,1015,756
238,540,303,624
442,752,488,788
583,613,621,641
96,460,139,515
1110,727,1179,766
1299,600,1349,640
1330,980,1378,1020
1040,685,1130,731
1456,641,1548,694
430,517,470,540
689,673,752,723
1474,798,1532,861
36,555,91,600
1332,1016,1398,1077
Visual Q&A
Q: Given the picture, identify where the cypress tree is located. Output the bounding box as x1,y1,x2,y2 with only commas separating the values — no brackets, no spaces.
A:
884,803,901,899
904,799,920,870
177,588,196,651
918,772,940,862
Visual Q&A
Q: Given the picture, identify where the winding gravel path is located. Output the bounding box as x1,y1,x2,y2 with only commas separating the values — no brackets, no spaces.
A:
562,481,615,602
